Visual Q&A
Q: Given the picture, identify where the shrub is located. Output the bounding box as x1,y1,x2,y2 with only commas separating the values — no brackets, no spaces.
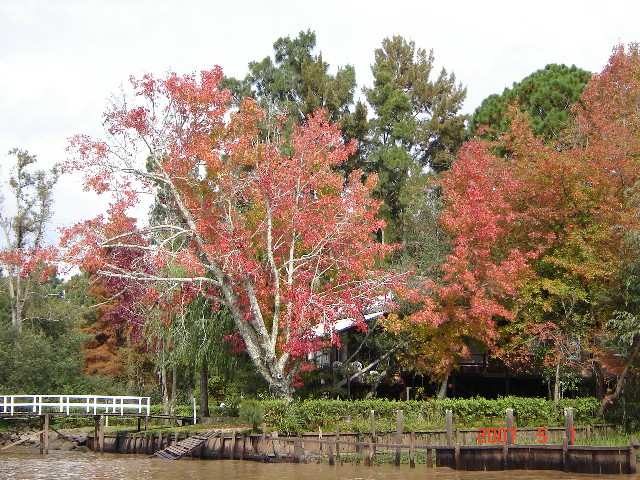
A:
239,399,266,432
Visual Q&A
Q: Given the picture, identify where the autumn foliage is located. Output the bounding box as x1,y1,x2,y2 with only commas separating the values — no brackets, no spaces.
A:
402,44,640,398
62,67,395,398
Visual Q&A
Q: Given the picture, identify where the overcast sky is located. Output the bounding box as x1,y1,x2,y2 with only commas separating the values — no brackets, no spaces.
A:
1,0,638,245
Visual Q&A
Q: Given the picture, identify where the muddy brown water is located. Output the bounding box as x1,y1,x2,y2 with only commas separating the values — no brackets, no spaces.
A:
0,451,637,480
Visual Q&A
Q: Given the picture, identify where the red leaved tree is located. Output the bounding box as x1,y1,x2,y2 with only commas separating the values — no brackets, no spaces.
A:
62,68,395,399
404,44,640,402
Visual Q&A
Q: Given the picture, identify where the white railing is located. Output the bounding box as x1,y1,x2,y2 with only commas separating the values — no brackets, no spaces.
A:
0,395,150,416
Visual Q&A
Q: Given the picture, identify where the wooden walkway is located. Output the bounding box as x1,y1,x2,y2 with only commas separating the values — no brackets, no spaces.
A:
0,395,150,416
152,432,215,460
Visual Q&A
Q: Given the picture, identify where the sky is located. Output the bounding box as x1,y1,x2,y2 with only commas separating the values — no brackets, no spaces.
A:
1,0,639,246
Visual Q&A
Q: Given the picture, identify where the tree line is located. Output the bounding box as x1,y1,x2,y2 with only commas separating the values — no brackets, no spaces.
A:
1,31,638,422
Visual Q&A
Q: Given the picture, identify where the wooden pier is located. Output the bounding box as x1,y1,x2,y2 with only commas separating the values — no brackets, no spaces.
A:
0,394,153,455
3,397,638,474
81,427,638,474
0,395,151,416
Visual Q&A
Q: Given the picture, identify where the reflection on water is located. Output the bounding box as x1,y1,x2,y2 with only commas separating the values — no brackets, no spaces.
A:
0,451,636,480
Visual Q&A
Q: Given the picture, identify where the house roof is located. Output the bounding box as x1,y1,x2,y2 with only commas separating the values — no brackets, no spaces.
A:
312,294,391,336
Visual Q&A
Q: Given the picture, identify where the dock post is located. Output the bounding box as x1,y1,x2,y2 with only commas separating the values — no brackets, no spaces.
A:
564,408,574,445
99,415,105,454
40,414,49,455
395,409,404,466
93,415,99,452
363,442,372,466
261,423,267,461
409,431,416,468
218,434,225,459
230,430,236,460
293,437,302,463
562,437,569,472
328,438,335,466
370,409,376,460
630,435,637,474
505,407,513,468
506,409,514,444
446,410,454,446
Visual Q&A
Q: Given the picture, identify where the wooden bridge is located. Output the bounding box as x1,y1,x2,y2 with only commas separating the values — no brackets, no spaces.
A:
0,394,152,455
0,395,150,417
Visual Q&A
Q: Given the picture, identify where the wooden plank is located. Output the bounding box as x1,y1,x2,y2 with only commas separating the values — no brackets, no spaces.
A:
151,431,213,460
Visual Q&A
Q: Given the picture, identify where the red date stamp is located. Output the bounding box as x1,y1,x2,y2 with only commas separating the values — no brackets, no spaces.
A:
477,427,576,444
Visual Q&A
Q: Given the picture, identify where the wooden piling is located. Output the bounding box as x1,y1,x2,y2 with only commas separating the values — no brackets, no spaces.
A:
562,437,569,472
328,439,335,466
506,408,514,445
218,434,225,459
261,423,267,461
370,409,376,460
427,448,433,468
446,410,453,446
630,435,637,474
230,430,236,460
409,431,416,468
565,408,574,445
40,414,49,455
395,409,404,466
293,437,302,463
363,442,372,466
93,416,99,453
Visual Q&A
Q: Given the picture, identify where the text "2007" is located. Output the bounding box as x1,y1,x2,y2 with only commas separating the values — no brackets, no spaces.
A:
477,427,576,444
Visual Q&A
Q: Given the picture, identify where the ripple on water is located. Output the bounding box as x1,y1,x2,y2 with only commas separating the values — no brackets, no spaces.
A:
0,451,633,480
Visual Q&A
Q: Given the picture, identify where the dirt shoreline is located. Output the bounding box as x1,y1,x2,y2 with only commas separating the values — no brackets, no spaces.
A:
0,427,90,453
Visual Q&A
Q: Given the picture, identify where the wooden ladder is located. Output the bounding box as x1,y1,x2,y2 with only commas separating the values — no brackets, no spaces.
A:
152,432,215,460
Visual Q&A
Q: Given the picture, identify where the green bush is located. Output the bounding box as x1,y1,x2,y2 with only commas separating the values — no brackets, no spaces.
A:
249,396,603,433
239,399,266,432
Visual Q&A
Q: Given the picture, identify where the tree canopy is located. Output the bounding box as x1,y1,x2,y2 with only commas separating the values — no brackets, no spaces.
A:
401,45,640,404
63,68,396,399
470,63,591,144
364,36,467,246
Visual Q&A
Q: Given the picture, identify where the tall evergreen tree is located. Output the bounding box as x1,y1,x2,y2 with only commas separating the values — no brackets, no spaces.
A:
364,35,467,248
470,63,591,144
224,29,369,174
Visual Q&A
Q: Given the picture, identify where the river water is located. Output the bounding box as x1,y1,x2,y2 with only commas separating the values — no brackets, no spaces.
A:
0,451,636,480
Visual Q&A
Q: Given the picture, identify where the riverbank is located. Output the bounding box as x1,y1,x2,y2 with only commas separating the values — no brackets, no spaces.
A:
2,421,638,474
0,425,95,453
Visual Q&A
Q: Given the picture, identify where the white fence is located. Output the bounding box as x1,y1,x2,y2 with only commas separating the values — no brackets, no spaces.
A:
0,395,150,416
